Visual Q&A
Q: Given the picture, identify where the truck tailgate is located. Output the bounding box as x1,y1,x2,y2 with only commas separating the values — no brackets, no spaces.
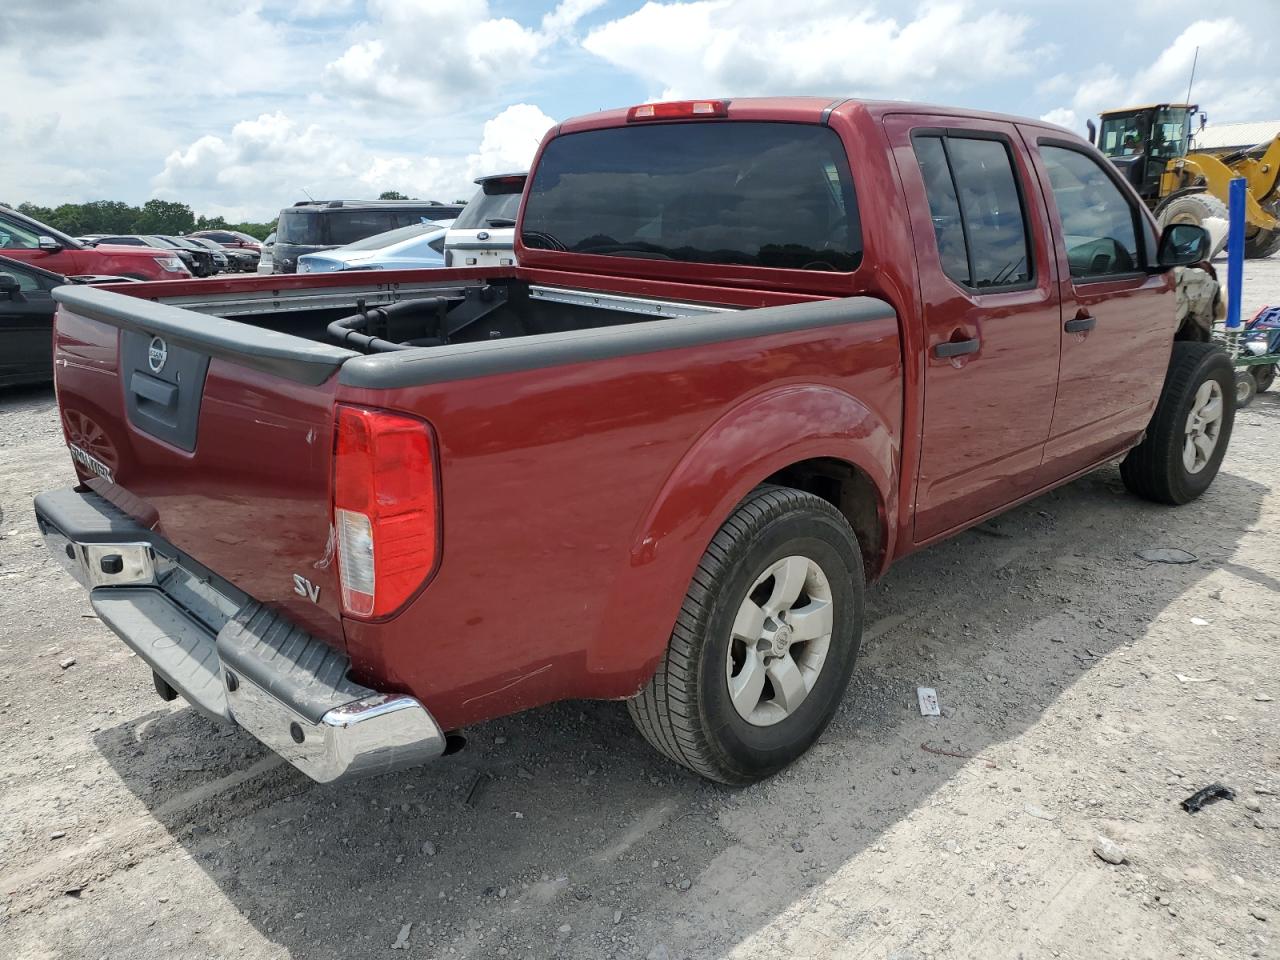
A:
50,284,355,648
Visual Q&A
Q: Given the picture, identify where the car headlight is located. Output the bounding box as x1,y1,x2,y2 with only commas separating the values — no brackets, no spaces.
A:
153,255,187,272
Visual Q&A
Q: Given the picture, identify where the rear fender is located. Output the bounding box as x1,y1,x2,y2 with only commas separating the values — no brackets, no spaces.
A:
593,384,897,687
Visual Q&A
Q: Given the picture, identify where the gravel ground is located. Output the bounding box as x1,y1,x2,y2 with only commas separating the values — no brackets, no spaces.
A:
2,260,1278,960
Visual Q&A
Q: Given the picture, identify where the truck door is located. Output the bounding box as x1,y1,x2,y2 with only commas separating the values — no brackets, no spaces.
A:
1021,133,1173,478
884,116,1062,543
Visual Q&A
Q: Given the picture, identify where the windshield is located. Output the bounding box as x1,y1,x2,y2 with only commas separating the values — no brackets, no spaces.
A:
451,183,524,230
338,222,444,252
1149,108,1191,159
521,121,861,270
1099,112,1149,158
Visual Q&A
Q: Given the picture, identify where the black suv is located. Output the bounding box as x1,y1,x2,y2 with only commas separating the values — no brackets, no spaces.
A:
271,199,465,273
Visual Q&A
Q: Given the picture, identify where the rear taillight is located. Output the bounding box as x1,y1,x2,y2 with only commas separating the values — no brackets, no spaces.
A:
627,99,728,121
333,405,440,619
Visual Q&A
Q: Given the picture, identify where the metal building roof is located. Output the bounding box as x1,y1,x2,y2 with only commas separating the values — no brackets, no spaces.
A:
1191,121,1280,151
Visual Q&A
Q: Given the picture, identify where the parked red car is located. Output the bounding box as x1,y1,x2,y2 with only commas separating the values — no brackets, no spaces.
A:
36,98,1226,787
0,206,192,281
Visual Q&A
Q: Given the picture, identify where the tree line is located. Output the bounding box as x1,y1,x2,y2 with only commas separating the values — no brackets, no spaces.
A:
5,199,277,241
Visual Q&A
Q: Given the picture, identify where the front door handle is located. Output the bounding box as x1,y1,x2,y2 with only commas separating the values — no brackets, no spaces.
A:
1064,312,1097,334
934,338,980,359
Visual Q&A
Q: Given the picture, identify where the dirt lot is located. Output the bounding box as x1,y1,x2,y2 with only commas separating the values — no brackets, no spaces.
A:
2,260,1278,960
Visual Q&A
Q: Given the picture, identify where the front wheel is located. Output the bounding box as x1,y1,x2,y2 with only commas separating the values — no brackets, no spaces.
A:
1120,342,1235,504
627,485,864,784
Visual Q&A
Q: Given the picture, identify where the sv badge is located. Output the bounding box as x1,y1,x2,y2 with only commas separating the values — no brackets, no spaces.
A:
292,574,321,603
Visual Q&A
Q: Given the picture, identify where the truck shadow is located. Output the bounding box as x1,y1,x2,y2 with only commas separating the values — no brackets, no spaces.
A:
90,460,1267,960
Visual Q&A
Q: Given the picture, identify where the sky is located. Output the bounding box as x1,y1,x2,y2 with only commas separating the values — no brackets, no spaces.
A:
2,0,1277,222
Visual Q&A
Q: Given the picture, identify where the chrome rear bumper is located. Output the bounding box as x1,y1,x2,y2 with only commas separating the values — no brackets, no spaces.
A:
226,679,444,783
35,488,446,784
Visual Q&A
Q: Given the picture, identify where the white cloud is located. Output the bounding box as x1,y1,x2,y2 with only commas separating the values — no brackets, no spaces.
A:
324,0,604,106
291,0,356,17
1039,108,1078,130
465,103,557,179
0,1,326,210
153,105,555,221
582,0,1036,99
1040,17,1273,136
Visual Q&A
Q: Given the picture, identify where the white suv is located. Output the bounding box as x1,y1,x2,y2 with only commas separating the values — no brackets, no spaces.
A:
443,173,526,268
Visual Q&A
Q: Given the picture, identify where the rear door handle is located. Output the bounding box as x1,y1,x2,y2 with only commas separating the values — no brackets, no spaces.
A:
933,338,980,359
1064,313,1097,333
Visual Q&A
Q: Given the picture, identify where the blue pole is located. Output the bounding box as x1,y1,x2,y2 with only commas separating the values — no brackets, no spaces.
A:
1225,177,1246,330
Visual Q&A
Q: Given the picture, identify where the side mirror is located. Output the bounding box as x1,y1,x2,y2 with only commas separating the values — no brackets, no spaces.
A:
1157,223,1209,268
0,272,21,296
1086,118,1097,146
37,235,63,252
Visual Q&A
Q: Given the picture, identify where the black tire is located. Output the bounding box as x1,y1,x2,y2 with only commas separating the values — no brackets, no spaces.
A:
1244,202,1280,260
1120,342,1235,504
1235,371,1257,408
1255,364,1276,393
627,485,864,784
1245,228,1280,260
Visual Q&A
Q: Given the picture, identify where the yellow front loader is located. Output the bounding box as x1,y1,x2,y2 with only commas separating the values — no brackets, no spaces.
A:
1087,104,1280,258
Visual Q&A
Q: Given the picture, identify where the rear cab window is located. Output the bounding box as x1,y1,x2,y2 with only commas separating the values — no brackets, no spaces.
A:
521,121,862,272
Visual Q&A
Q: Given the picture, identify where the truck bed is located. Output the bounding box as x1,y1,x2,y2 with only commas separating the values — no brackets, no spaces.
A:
50,267,900,727
54,273,743,383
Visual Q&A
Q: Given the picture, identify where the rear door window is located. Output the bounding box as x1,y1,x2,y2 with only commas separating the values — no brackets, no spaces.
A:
913,136,970,284
327,211,398,245
912,133,1032,289
521,121,861,271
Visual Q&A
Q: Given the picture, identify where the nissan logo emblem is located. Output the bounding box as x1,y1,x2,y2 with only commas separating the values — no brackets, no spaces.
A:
476,230,490,241
148,336,168,374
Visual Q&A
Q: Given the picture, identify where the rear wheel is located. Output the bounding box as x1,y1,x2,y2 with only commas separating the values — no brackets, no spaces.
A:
1255,363,1276,393
1120,342,1235,504
1236,371,1257,408
627,486,863,784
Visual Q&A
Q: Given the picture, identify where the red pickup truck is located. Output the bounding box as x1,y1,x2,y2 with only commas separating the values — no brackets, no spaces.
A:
0,206,193,282
36,98,1231,786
